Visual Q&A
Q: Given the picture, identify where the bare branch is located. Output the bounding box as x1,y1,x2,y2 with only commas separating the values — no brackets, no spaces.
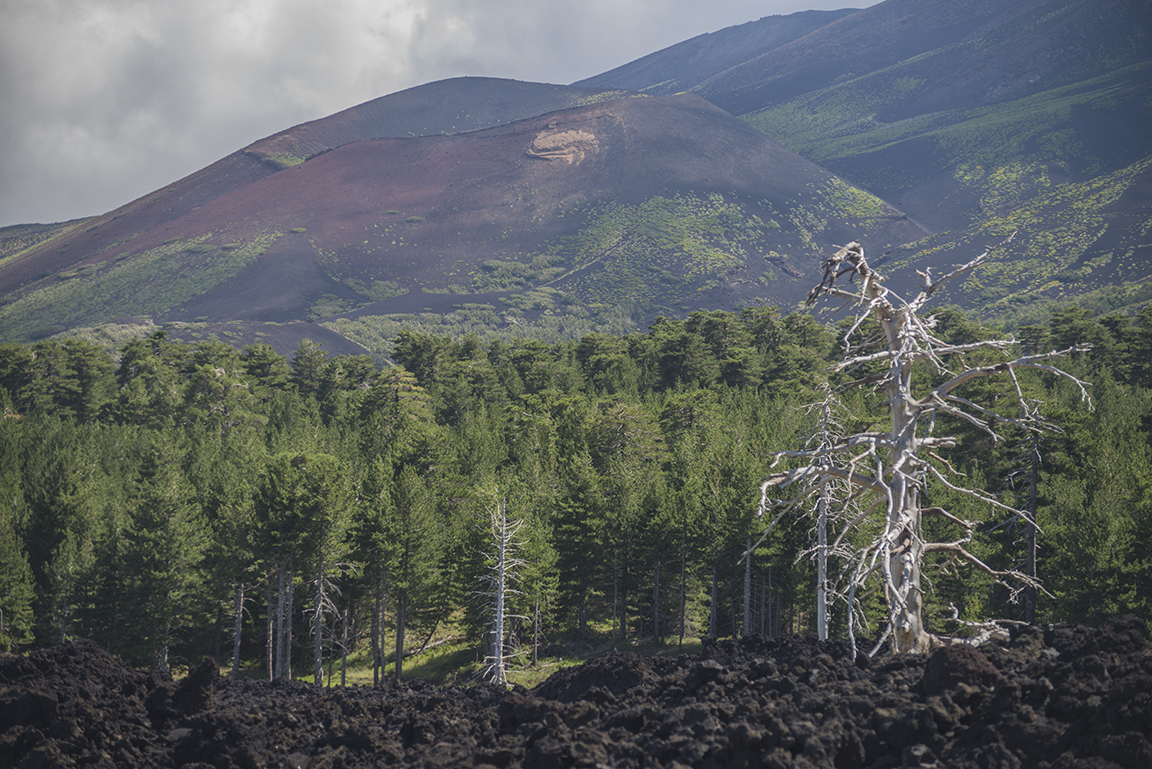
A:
759,237,1090,655
922,233,1017,298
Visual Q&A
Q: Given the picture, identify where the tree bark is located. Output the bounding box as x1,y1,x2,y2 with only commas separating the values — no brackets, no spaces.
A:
313,561,324,686
275,563,287,679
679,545,687,648
340,604,349,687
743,537,752,637
394,592,406,682
653,559,661,645
232,581,244,679
532,589,540,666
266,576,274,680
286,554,294,678
371,575,379,687
372,566,384,687
612,562,619,650
709,567,717,637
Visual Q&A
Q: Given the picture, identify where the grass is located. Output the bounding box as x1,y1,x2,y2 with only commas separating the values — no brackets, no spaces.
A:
0,232,282,341
884,153,1152,318
266,153,306,167
226,632,710,691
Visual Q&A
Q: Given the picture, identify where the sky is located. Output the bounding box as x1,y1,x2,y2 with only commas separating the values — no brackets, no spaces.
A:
0,0,874,228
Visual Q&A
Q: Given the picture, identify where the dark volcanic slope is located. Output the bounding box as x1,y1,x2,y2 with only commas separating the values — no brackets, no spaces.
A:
583,0,1152,200
675,0,1149,119
574,9,857,96
2,617,1149,768
246,77,639,162
0,78,633,299
0,91,923,341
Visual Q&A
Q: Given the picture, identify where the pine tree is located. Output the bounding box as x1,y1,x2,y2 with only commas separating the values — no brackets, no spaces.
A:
119,438,208,669
0,488,34,651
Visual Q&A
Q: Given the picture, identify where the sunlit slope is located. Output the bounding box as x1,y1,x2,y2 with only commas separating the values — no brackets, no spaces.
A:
580,0,1152,319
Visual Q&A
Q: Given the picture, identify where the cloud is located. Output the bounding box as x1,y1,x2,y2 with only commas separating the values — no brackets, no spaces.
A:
0,0,871,227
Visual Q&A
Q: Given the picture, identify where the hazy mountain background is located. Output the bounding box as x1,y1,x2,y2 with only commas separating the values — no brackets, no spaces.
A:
1,0,1148,357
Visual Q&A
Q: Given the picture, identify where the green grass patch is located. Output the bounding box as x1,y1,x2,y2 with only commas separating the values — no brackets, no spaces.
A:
266,153,306,167
0,232,281,341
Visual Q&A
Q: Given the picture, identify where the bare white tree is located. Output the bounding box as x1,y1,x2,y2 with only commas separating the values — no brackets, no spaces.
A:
747,383,859,642
479,495,526,685
758,238,1091,654
808,384,851,642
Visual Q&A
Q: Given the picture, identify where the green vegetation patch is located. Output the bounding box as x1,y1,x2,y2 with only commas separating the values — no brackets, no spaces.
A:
307,294,358,321
0,233,281,341
890,154,1152,315
471,255,567,292
343,278,408,302
266,153,306,167
324,302,641,355
543,193,772,307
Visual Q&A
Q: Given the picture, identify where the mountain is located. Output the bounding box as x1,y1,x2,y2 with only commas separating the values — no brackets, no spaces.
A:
579,0,1152,322
3,0,1149,355
575,9,858,97
0,80,920,352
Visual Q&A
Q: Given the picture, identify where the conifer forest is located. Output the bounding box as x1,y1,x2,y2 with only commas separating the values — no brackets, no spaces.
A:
1,302,1150,679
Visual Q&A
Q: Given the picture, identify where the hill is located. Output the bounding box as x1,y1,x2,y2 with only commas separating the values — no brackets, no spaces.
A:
0,83,921,353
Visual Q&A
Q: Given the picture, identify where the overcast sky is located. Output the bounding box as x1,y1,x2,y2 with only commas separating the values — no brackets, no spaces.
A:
0,0,875,228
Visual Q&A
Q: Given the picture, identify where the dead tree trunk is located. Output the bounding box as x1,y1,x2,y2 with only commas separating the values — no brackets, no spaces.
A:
266,577,275,680
708,567,717,637
372,567,386,687
340,604,349,687
1024,429,1039,624
481,496,524,686
742,538,752,637
276,563,288,679
679,545,687,648
394,592,406,682
313,562,325,686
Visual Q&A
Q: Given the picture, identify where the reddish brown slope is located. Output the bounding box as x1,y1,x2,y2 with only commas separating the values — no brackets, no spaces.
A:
0,78,631,299
0,87,924,341
159,93,922,323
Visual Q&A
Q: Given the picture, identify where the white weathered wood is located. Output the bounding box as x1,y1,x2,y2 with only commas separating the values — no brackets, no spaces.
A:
761,237,1090,654
481,496,526,685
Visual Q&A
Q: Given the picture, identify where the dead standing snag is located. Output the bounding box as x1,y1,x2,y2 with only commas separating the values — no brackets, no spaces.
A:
759,238,1091,654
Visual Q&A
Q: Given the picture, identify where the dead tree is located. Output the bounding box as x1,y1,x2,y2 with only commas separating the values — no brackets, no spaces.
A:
759,238,1090,654
809,384,849,641
479,496,525,686
749,383,858,642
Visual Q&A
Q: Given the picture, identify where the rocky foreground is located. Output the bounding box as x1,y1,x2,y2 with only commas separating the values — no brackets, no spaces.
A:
1,617,1150,768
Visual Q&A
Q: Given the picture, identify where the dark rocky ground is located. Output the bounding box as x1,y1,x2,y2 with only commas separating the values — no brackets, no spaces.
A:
2,616,1150,768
